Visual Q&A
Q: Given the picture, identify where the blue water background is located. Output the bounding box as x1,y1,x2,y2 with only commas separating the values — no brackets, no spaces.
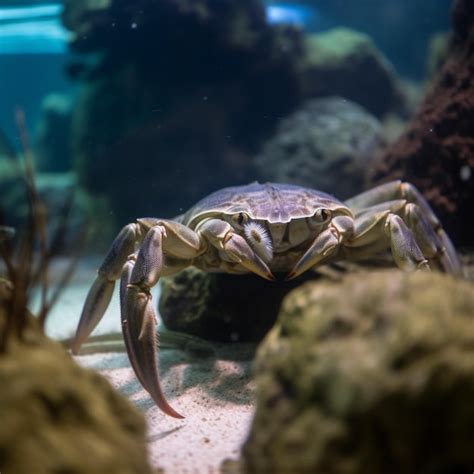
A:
0,0,452,143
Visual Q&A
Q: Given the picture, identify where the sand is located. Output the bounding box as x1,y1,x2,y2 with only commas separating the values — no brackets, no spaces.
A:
44,258,255,473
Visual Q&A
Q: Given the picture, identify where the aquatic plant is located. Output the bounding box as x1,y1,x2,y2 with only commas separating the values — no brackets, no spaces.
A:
0,109,78,352
0,112,153,474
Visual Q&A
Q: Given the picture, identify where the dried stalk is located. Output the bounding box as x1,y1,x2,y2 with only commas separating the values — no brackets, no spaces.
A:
0,110,83,352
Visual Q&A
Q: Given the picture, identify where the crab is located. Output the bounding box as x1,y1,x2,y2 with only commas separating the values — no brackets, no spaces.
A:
71,181,461,418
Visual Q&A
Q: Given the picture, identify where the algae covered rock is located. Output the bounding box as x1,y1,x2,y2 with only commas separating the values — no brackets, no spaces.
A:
255,97,384,199
159,267,317,343
302,28,406,118
242,271,474,473
425,31,451,79
0,314,153,474
370,0,474,247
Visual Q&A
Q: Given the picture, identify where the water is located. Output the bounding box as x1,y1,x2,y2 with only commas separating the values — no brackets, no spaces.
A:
0,1,450,144
0,2,71,139
0,0,462,268
1,2,471,472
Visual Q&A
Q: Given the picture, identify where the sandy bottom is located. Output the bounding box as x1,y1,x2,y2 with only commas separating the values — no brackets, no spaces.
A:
44,258,255,473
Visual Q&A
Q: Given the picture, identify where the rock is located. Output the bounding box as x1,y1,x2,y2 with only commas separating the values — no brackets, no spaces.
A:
35,93,74,172
310,1,451,79
461,251,474,282
63,0,306,226
425,31,451,79
159,267,318,343
0,313,153,474
369,0,474,247
301,28,407,118
255,97,384,200
242,270,474,473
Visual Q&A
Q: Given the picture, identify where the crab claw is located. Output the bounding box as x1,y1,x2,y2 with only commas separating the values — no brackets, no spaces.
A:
286,227,340,280
123,284,184,419
198,218,275,280
224,233,275,281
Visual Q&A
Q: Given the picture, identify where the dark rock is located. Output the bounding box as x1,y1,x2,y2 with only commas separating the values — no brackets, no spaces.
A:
63,0,306,226
35,93,73,172
242,270,474,474
301,28,407,118
159,267,318,343
460,250,474,282
369,0,474,247
255,97,384,200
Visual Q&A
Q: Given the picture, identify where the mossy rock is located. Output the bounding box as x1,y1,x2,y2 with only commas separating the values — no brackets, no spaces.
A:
255,96,384,200
302,27,406,118
242,270,474,474
0,313,153,474
425,31,451,79
305,28,377,66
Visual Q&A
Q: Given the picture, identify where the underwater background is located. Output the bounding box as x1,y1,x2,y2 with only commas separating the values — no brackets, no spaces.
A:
3,0,472,252
1,1,474,473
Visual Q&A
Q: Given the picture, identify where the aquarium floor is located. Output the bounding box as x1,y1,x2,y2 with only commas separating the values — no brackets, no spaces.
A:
45,257,255,473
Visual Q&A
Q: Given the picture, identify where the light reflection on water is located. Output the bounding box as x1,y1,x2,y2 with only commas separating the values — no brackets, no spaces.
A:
0,3,67,54
0,1,319,55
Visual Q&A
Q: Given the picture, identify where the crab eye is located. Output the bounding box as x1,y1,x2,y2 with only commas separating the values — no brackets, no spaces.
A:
313,208,331,223
232,212,249,227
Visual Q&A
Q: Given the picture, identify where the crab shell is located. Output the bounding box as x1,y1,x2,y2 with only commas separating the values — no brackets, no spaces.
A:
180,182,351,227
178,182,353,273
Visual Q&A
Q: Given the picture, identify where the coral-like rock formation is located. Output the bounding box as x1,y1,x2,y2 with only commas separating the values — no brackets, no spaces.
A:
159,267,318,342
242,270,474,473
301,28,407,118
425,31,451,79
62,0,305,225
0,314,153,474
370,0,474,246
255,97,384,200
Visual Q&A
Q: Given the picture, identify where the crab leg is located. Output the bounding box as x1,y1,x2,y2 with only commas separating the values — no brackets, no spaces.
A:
121,221,204,418
119,256,148,390
73,218,205,417
385,214,430,271
343,203,430,271
71,222,142,354
345,181,461,275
